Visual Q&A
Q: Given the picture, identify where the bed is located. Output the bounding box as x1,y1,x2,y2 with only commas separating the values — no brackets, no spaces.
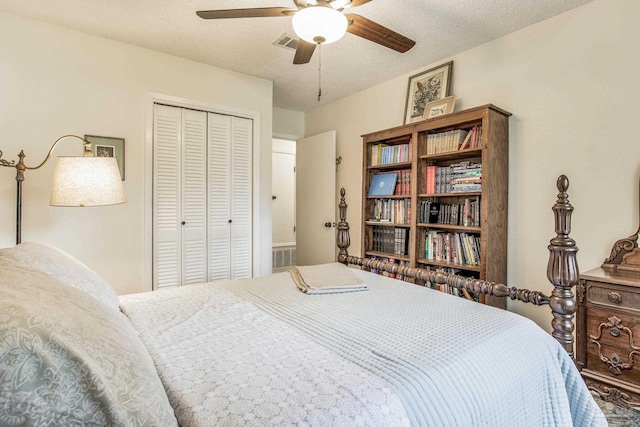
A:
0,176,607,426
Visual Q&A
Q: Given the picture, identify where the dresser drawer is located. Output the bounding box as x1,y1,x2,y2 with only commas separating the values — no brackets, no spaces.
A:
587,281,640,314
585,307,640,384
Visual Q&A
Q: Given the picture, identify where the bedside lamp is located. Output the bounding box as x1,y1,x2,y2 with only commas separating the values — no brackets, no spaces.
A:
0,135,126,244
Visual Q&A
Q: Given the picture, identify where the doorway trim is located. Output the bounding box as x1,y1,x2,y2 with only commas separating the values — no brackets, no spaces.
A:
144,91,262,288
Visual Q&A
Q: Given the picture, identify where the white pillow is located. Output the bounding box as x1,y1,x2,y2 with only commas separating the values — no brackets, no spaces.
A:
0,262,178,426
0,241,120,310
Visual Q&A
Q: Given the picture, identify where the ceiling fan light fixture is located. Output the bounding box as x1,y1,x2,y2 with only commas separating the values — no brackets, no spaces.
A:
292,6,348,45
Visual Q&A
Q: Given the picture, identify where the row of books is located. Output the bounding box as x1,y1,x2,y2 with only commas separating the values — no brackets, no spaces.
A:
425,129,468,155
424,231,481,266
423,161,482,194
424,126,483,155
418,197,480,227
369,198,411,224
372,226,409,256
419,266,479,301
368,257,411,281
371,140,412,166
391,169,411,195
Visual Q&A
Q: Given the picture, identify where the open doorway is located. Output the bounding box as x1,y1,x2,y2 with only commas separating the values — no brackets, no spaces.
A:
272,138,296,272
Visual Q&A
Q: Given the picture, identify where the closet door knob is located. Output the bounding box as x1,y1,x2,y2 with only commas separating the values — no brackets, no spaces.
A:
228,219,232,224
181,221,186,225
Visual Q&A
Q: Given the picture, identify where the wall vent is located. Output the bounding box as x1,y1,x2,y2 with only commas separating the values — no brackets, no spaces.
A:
272,33,299,50
272,247,297,272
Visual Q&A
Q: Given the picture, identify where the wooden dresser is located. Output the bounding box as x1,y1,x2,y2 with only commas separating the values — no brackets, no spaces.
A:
577,229,640,407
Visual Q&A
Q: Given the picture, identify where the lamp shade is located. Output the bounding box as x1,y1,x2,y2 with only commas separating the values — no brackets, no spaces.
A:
50,157,126,207
292,6,348,45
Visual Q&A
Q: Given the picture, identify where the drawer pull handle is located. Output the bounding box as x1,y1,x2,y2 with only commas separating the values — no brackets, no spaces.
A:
608,292,622,304
590,315,640,377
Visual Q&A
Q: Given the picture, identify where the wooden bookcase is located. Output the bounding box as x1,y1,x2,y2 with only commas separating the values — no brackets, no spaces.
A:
361,104,510,308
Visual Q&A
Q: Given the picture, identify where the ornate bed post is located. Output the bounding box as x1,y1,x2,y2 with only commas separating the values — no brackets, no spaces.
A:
547,175,579,358
337,188,350,264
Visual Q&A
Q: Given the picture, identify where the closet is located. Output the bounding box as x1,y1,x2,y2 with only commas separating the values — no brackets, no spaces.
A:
153,104,253,289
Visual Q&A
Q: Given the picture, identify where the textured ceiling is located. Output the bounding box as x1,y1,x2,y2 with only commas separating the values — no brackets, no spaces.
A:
0,0,593,112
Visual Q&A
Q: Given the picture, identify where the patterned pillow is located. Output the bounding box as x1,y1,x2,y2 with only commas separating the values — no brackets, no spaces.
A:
0,262,178,426
0,241,119,310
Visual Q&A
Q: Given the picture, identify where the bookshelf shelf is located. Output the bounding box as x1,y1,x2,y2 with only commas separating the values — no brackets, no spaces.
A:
366,221,411,227
366,251,410,262
419,148,483,161
367,194,411,200
416,259,482,272
361,104,510,307
418,223,482,233
418,191,482,198
368,161,412,170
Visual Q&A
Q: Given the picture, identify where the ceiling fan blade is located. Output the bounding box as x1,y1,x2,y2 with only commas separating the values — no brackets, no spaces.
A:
293,40,316,64
347,0,373,7
345,13,415,53
196,7,296,20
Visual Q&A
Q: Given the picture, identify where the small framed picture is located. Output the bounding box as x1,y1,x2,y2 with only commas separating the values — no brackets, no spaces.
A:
423,95,456,119
85,135,125,180
403,61,453,124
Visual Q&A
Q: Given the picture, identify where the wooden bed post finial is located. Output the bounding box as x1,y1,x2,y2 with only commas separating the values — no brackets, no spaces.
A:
547,175,579,358
337,187,350,264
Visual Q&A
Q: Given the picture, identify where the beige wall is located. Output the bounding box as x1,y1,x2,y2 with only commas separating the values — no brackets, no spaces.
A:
305,0,640,330
0,13,274,294
273,107,305,140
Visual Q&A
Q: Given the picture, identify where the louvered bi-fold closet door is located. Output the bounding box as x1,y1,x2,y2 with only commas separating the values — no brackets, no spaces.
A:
230,116,253,279
208,113,253,281
153,105,208,288
181,109,208,285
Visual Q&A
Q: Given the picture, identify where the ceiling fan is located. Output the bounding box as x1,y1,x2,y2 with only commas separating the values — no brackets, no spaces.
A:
196,0,416,65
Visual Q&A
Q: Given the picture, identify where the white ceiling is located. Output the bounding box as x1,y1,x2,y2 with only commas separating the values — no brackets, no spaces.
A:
0,0,593,112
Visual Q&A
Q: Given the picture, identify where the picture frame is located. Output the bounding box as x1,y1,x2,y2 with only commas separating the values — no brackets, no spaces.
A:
403,61,453,124
85,135,125,180
423,95,456,119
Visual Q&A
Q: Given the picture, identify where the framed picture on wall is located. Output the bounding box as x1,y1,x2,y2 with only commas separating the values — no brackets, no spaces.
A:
403,61,453,124
423,95,456,119
85,135,125,180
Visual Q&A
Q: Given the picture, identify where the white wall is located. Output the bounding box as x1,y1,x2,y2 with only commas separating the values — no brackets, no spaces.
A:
305,0,640,330
273,107,305,140
0,12,273,295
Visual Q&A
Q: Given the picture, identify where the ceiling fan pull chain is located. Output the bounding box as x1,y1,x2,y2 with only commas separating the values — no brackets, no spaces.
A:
317,42,322,102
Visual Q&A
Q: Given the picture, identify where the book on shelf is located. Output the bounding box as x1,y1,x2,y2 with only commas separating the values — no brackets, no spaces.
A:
370,198,411,224
424,231,481,266
370,139,412,166
419,266,479,301
423,162,482,194
368,172,398,196
418,200,441,224
423,165,437,194
422,197,480,227
425,125,483,154
459,130,473,150
384,169,411,195
372,225,409,256
466,125,483,149
426,129,469,155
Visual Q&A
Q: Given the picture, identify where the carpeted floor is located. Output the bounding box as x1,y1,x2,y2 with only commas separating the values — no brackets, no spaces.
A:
593,393,640,426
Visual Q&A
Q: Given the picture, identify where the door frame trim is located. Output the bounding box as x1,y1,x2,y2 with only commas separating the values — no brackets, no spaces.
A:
144,91,261,289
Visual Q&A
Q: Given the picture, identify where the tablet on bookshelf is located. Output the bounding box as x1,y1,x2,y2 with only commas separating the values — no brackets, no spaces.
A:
368,172,398,196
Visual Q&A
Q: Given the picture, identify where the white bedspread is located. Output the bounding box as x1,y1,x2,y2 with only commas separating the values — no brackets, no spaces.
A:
119,269,606,427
